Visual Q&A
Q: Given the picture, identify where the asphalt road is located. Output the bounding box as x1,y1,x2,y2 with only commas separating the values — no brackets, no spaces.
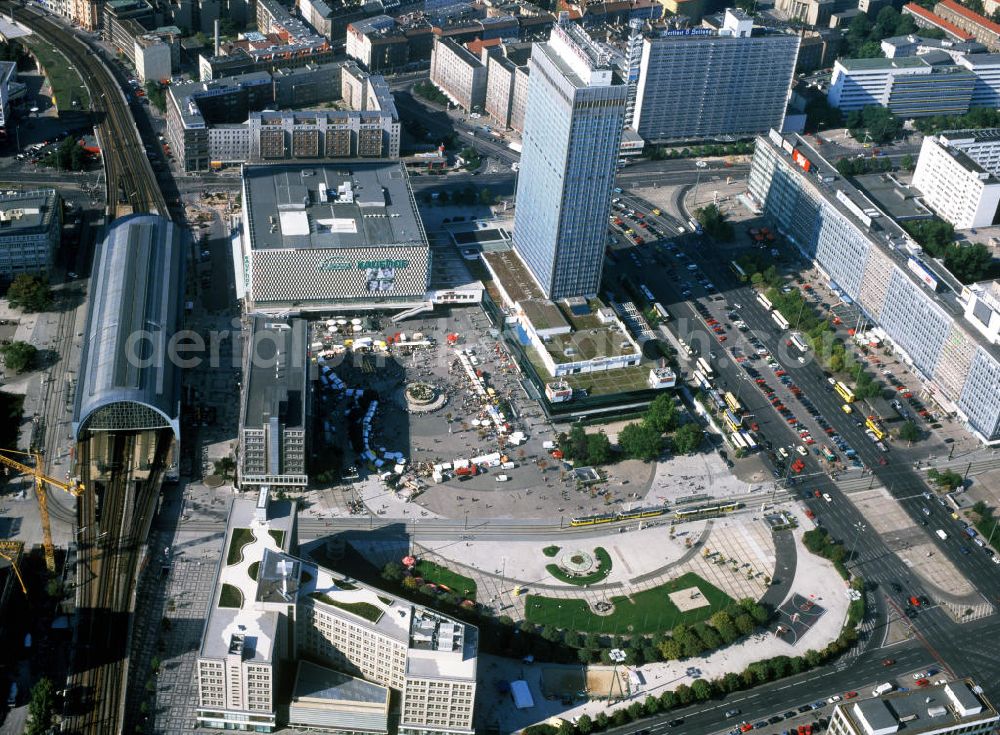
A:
601,195,1000,723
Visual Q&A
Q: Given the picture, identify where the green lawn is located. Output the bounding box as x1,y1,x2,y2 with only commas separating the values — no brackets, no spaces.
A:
219,584,243,609
227,528,255,565
21,36,91,111
525,573,734,634
269,530,285,548
414,560,477,599
546,548,612,586
310,593,384,623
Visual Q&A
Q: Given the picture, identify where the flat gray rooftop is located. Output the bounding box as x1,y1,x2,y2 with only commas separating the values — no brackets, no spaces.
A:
293,661,388,704
243,317,307,432
843,680,996,734
0,189,57,236
244,162,425,252
852,173,935,221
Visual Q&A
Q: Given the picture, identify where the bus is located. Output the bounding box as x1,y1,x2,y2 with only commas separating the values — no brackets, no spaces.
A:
708,389,727,411
724,391,742,413
739,431,758,450
653,302,670,321
696,357,714,378
772,311,790,330
790,334,809,352
835,381,856,403
730,261,748,282
866,417,886,440
728,431,748,450
757,293,773,311
693,370,712,390
724,410,743,432
640,284,655,302
689,218,704,235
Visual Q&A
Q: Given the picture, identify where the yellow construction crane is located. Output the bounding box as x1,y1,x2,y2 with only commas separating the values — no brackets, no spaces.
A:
0,540,27,596
0,449,84,573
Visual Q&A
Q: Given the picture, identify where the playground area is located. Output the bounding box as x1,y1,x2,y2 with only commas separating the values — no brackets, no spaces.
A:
774,592,827,646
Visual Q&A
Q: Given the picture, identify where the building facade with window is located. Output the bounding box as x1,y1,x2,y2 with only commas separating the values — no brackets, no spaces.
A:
748,130,1000,442
632,11,799,143
512,20,627,300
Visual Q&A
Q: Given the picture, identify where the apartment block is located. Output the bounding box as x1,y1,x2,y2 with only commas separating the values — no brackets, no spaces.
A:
165,60,399,171
430,36,488,111
902,2,976,42
238,317,309,491
935,0,1000,50
912,133,1000,229
937,127,1000,174
485,42,531,131
103,0,155,54
632,10,799,143
749,130,1000,442
197,494,477,733
135,35,172,84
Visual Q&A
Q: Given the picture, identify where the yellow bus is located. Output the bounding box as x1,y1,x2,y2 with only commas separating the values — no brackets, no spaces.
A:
865,417,886,440
834,381,856,403
724,410,742,432
724,391,742,413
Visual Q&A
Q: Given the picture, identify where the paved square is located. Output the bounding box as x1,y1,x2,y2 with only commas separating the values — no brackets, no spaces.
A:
669,586,711,612
774,592,826,645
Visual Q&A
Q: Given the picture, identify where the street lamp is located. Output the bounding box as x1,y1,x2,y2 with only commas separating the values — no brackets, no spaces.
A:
849,521,868,567
608,648,627,702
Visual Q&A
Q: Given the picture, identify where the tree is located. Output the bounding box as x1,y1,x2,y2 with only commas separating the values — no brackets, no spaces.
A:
576,714,593,734
562,424,589,462
944,242,994,283
594,712,609,730
898,420,920,442
0,341,38,373
734,613,755,635
846,105,902,144
586,431,613,465
618,421,664,461
928,467,963,490
145,81,167,113
381,561,404,582
6,274,52,312
672,422,703,454
214,456,236,479
900,153,915,171
645,394,679,433
657,637,682,659
695,203,734,240
903,218,955,257
691,678,714,701
26,678,55,735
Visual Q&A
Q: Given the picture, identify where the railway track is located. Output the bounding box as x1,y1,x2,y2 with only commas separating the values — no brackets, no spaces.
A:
68,432,168,735
1,3,167,218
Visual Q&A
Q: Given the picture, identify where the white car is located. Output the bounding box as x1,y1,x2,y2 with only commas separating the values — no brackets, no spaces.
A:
796,446,808,456
495,474,510,482
823,493,833,503
827,695,842,704
913,671,929,680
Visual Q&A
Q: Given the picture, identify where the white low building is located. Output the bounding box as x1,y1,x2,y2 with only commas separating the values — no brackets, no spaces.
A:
912,134,1000,229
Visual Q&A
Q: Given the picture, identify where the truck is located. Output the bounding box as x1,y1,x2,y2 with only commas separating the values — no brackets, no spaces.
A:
872,683,894,696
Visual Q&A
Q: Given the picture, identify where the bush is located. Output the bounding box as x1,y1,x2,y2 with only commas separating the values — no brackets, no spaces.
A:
543,545,560,557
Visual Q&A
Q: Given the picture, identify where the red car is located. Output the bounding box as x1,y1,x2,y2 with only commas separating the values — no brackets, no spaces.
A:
718,335,727,342
805,509,815,519
740,723,754,732
915,678,929,688
845,691,858,699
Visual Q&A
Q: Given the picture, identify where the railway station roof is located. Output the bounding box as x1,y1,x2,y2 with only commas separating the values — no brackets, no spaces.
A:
73,214,185,441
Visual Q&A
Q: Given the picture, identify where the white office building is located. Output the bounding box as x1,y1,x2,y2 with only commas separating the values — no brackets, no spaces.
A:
827,679,997,735
512,19,627,300
912,134,1000,228
748,130,1000,442
937,127,1000,174
429,36,487,112
197,493,478,733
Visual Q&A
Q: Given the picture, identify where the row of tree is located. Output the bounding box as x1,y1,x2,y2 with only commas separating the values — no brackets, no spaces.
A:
524,621,862,735
558,395,703,466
